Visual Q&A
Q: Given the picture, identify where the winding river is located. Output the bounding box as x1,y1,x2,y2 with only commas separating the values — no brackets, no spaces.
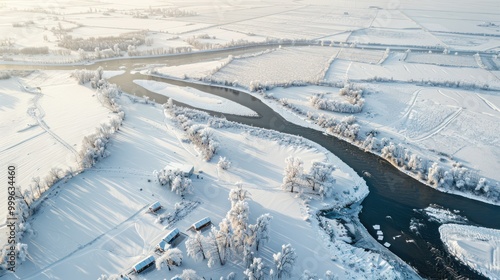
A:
3,47,499,279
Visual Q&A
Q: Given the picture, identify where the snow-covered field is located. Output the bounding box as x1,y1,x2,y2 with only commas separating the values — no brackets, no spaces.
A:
2,0,500,278
210,46,338,89
1,0,499,64
133,79,258,116
0,71,112,236
325,53,500,89
0,86,414,279
148,45,500,206
439,224,500,279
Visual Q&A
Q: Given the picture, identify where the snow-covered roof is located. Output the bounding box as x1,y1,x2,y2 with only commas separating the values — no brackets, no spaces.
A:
165,163,194,175
162,228,180,244
192,217,211,230
157,240,170,251
133,255,155,272
149,201,161,211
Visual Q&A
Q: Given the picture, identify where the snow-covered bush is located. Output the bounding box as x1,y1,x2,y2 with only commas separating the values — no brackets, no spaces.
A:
217,156,231,170
173,115,219,161
174,269,201,280
244,257,266,280
309,84,364,114
154,168,193,196
156,247,183,269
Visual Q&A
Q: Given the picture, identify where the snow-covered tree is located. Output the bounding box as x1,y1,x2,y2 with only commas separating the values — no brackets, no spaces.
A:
228,183,251,206
273,244,297,279
186,231,207,261
428,162,446,187
300,270,318,280
244,257,266,280
217,156,231,170
217,218,233,252
475,178,489,193
156,247,183,270
226,200,249,252
206,227,230,267
243,244,254,268
324,270,338,280
306,162,336,199
171,175,193,196
164,97,174,110
249,213,272,251
281,157,303,193
97,274,120,280
175,269,201,280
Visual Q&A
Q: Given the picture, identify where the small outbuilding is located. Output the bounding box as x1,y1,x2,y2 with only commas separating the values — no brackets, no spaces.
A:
133,255,155,273
148,201,162,213
165,163,194,177
157,228,180,251
191,217,211,231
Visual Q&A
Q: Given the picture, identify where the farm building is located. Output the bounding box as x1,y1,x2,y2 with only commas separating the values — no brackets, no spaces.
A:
165,163,194,177
148,201,162,213
191,217,211,231
157,228,180,251
133,255,155,273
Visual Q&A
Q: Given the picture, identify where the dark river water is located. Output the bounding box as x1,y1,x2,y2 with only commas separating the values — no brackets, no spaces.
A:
2,47,499,279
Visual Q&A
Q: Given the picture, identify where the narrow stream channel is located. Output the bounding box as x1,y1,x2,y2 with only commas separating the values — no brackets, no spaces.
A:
3,47,499,279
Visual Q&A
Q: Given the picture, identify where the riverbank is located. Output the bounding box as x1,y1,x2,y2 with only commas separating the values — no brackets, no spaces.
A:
142,71,500,207
1,82,420,279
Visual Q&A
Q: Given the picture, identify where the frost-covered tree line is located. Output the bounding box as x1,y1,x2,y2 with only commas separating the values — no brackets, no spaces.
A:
0,189,31,272
126,45,193,57
281,156,337,199
164,100,219,161
363,136,498,201
153,168,193,196
0,46,49,55
77,117,122,170
58,31,145,52
146,7,197,17
70,67,125,169
1,68,125,268
307,113,360,141
308,84,364,114
185,36,252,51
363,76,492,91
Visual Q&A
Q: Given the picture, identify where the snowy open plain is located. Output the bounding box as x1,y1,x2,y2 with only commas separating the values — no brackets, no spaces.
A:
1,0,500,278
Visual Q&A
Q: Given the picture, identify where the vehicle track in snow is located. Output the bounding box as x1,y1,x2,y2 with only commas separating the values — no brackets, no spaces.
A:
21,81,79,158
410,107,463,142
22,203,151,280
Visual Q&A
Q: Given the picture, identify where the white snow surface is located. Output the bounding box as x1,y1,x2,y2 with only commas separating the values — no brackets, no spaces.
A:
439,224,500,279
1,89,411,279
145,49,500,205
0,71,111,234
133,79,258,117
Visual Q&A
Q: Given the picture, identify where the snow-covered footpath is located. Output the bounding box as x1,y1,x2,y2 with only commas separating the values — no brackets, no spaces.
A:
439,224,500,279
0,72,418,278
